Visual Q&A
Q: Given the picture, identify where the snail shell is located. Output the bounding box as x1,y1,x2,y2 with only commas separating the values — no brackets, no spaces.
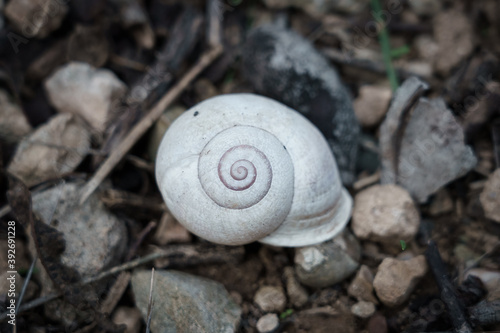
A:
155,93,352,247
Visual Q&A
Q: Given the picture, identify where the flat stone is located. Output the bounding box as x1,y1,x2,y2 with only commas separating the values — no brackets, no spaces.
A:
351,301,376,318
480,169,500,223
242,25,359,185
373,256,428,307
254,286,287,312
131,269,241,333
45,62,127,133
295,229,360,288
256,313,279,333
348,265,378,304
351,184,420,244
7,113,90,187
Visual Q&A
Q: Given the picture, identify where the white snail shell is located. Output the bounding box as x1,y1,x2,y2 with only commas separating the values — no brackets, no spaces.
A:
155,93,352,247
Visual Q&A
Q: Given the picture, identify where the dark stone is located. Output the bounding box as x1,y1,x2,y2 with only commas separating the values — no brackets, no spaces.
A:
242,25,360,185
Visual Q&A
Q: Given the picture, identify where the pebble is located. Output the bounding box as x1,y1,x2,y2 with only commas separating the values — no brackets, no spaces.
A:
7,113,90,187
464,268,500,300
256,313,279,333
348,265,378,304
242,25,359,185
480,169,500,223
153,212,192,245
262,0,369,16
367,312,388,333
351,184,420,244
0,89,32,142
373,255,428,307
131,269,241,333
294,229,361,288
4,0,68,38
351,301,376,319
283,267,309,307
254,286,287,312
353,85,392,127
45,62,127,134
112,306,142,333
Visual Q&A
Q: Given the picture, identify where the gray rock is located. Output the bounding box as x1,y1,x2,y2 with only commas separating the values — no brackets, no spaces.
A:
32,181,127,276
132,269,241,333
380,77,477,202
256,313,279,333
254,286,287,312
373,256,428,307
242,25,360,185
294,229,361,288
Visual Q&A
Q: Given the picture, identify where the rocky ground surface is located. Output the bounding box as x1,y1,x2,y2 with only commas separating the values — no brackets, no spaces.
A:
0,0,500,332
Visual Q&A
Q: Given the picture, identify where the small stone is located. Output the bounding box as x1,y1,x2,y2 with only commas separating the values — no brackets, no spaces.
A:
351,301,376,318
367,312,388,333
373,256,428,307
7,113,90,187
242,25,359,185
348,265,378,304
256,313,279,333
283,267,309,307
153,212,192,245
429,188,454,216
262,0,369,16
295,229,361,288
464,269,500,298
353,85,392,127
45,62,127,133
352,184,420,244
4,0,68,38
480,169,500,223
112,306,142,333
408,0,443,16
433,7,475,75
131,269,241,333
254,286,287,312
0,89,32,142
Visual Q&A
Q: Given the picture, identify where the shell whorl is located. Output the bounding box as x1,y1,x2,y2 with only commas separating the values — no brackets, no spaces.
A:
198,126,289,211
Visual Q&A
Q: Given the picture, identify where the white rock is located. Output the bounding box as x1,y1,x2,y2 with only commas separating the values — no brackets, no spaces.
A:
254,286,287,312
256,313,279,333
373,255,428,307
351,301,376,318
480,169,500,223
45,62,127,133
7,113,90,187
352,184,420,243
353,85,392,127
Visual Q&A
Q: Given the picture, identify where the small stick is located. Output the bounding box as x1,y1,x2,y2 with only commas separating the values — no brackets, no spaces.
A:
425,239,473,333
79,45,223,204
145,267,155,333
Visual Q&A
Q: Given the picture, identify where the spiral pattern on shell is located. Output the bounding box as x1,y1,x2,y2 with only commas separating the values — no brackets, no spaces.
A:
198,126,289,210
